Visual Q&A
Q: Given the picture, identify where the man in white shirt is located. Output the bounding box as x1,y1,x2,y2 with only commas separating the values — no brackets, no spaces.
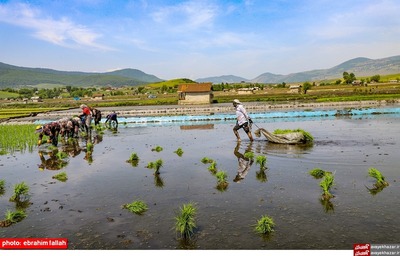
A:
232,99,254,142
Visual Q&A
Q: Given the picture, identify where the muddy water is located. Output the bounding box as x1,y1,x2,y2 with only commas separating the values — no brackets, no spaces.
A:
0,112,399,250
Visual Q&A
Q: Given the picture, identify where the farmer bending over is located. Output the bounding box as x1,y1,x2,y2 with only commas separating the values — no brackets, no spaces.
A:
232,99,253,142
36,122,61,146
105,111,118,127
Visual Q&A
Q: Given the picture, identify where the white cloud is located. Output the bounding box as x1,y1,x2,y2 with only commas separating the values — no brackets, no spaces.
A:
151,1,218,32
0,2,113,51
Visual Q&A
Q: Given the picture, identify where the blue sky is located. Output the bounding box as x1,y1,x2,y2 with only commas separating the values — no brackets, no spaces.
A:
0,0,399,80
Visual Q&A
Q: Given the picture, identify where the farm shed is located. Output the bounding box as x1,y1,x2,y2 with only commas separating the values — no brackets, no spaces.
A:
177,83,213,105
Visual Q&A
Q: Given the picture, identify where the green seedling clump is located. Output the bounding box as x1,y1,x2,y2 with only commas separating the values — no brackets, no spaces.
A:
244,151,254,160
201,157,214,164
208,161,217,174
274,128,314,142
152,145,163,152
175,202,197,239
174,147,184,157
122,200,148,215
5,209,27,223
256,155,267,169
368,167,389,187
309,168,331,179
52,172,68,182
9,182,29,202
154,159,163,174
254,215,275,235
215,170,229,191
320,173,335,200
127,153,139,166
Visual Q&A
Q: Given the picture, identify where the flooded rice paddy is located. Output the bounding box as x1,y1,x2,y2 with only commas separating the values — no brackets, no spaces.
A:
0,106,399,249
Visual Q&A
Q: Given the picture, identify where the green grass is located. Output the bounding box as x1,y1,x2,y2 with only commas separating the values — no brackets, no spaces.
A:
122,200,148,215
175,202,197,239
208,161,217,174
52,172,68,182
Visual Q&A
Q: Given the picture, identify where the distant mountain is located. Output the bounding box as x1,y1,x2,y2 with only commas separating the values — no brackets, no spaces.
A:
195,75,248,83
105,69,163,83
251,55,400,83
0,62,163,88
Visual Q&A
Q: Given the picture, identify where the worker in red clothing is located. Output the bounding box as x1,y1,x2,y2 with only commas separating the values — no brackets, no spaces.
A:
79,104,92,133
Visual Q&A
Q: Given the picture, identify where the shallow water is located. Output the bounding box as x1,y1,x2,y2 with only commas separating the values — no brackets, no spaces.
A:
0,108,399,249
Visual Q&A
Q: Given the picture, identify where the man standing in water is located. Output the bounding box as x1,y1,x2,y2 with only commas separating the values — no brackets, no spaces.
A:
232,99,254,142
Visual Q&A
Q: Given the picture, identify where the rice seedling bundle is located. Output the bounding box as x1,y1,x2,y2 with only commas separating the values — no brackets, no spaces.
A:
175,203,197,239
122,200,148,215
254,215,275,235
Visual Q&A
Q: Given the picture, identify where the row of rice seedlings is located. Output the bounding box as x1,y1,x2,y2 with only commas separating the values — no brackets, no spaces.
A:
52,171,68,182
244,151,254,160
122,200,148,215
0,124,38,153
274,128,314,142
201,158,229,191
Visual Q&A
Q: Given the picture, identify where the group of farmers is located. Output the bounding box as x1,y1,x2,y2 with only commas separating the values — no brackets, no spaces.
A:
35,104,118,146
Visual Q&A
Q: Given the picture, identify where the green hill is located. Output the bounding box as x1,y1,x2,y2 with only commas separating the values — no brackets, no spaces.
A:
0,62,164,88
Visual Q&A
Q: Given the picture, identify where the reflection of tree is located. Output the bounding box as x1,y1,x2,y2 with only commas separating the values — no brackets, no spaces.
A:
38,150,68,171
233,142,254,183
256,169,267,182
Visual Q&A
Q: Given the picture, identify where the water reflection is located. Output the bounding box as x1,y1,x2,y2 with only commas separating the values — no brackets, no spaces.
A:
37,150,68,171
233,142,254,183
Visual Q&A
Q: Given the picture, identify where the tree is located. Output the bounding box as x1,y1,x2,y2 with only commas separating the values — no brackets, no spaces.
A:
302,82,312,94
370,74,380,83
343,72,356,84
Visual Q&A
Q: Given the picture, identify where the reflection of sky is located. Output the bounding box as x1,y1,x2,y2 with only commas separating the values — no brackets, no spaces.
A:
34,107,400,128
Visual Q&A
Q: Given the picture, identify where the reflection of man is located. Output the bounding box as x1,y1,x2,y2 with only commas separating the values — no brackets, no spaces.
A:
233,142,254,183
38,151,67,171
